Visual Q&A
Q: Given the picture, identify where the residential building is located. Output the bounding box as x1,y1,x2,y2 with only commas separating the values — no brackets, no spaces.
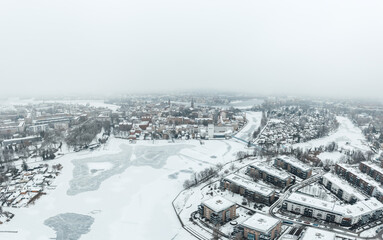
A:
274,156,312,179
221,174,276,206
282,192,383,226
321,172,366,203
247,162,292,188
359,161,383,185
198,196,236,225
236,213,282,240
301,228,336,240
335,164,383,202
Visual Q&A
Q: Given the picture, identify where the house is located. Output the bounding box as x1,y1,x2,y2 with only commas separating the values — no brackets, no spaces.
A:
236,213,282,240
198,196,236,225
274,156,312,179
221,174,276,206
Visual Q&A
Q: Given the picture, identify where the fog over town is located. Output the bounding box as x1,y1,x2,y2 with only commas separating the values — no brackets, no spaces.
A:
1,1,383,240
1,0,383,99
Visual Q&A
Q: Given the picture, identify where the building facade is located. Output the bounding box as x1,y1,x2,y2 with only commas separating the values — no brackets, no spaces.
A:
236,213,282,240
247,162,292,188
274,156,312,179
198,196,236,225
221,174,276,206
282,192,383,226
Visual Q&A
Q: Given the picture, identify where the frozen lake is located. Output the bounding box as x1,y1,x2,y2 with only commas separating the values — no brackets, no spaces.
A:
1,138,245,240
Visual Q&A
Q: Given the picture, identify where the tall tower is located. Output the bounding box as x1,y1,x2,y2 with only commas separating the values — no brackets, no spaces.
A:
191,98,194,108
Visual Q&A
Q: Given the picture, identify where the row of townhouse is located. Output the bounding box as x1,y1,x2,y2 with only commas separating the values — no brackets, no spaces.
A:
282,192,383,226
274,156,313,179
221,174,276,206
335,163,383,202
199,196,282,240
247,162,293,188
321,172,367,203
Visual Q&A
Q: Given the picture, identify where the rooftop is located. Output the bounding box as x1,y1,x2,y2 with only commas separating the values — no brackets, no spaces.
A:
224,174,275,197
240,213,280,233
322,172,366,200
301,227,335,240
286,192,383,218
202,196,235,213
337,164,383,193
361,161,383,176
277,156,312,172
250,162,291,180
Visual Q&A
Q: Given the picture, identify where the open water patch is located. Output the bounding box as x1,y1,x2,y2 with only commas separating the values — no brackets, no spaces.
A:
44,213,94,240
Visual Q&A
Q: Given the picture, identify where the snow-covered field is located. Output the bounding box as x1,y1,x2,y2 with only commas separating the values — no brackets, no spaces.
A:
235,111,262,141
294,116,369,152
0,138,245,240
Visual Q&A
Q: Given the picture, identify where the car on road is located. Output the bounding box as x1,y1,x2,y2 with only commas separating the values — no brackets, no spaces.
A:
313,223,319,227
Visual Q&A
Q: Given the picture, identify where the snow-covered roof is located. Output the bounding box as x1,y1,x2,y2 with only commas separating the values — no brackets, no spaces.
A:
286,192,383,218
286,192,340,214
240,213,280,233
322,173,366,200
301,227,335,240
277,156,312,172
249,162,291,181
224,174,275,197
361,161,383,176
337,164,383,193
202,196,235,213
340,198,383,218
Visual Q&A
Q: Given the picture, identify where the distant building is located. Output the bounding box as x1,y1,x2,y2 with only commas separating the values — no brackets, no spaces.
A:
221,174,276,205
198,196,236,225
274,156,312,179
236,213,282,240
0,121,25,136
207,124,233,139
2,136,41,147
247,162,292,188
28,124,49,133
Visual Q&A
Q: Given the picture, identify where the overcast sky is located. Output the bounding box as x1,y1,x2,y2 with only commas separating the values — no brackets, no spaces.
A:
0,0,382,99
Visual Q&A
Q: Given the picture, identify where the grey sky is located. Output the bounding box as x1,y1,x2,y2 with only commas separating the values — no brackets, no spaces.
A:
0,0,382,99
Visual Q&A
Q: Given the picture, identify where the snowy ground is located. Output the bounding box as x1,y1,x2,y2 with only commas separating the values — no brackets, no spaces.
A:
0,137,245,240
293,116,369,152
317,151,345,165
359,225,383,237
235,111,262,141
